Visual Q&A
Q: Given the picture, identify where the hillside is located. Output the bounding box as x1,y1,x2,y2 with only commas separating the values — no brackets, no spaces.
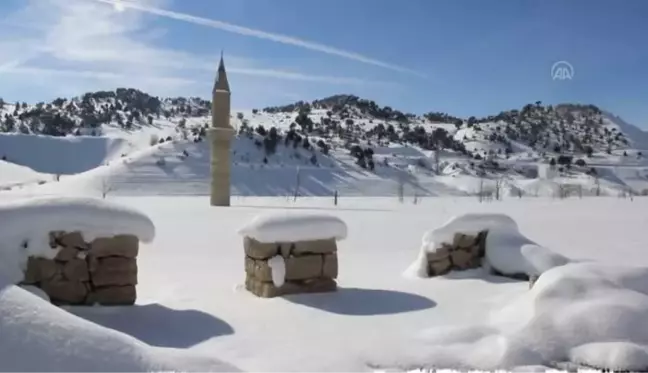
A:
1,90,648,197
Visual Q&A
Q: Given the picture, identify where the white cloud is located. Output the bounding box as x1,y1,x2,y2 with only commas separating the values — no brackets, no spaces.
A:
0,0,390,101
90,0,426,77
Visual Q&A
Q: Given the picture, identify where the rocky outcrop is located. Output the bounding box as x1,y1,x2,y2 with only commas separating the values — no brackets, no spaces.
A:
244,237,338,298
426,231,487,277
21,231,140,306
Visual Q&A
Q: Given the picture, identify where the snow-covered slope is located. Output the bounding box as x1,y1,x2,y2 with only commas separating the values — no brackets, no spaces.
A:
2,91,648,197
0,159,50,188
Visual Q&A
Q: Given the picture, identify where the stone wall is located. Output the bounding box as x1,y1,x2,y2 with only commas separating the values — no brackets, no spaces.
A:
426,231,488,276
20,231,139,306
244,237,338,298
426,230,536,285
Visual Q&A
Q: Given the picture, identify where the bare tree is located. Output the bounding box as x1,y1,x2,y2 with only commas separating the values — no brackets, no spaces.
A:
293,167,301,202
99,176,114,199
397,173,405,203
556,184,570,199
594,175,601,196
494,177,504,201
434,144,441,176
577,184,583,199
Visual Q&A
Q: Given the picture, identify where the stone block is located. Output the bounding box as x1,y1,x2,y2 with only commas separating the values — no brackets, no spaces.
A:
63,259,89,282
245,275,336,298
23,257,60,284
427,246,451,262
59,231,88,250
285,255,323,280
466,244,482,259
55,246,79,262
41,278,88,305
292,239,337,255
244,237,280,259
428,257,452,276
90,235,139,259
453,233,478,249
48,231,64,248
450,249,474,270
88,285,136,306
91,257,137,287
245,256,273,282
476,231,488,257
322,253,338,279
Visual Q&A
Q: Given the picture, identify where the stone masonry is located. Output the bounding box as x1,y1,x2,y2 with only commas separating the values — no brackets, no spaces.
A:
426,230,535,286
21,231,139,306
426,231,488,277
210,53,235,207
244,237,338,298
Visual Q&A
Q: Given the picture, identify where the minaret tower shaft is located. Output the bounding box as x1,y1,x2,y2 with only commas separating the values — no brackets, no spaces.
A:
209,52,235,206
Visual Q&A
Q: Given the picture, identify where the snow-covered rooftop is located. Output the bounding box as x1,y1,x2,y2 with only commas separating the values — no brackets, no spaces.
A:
0,197,155,283
238,211,347,243
0,197,155,243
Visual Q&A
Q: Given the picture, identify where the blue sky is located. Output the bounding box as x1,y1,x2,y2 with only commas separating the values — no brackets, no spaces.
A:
0,0,647,128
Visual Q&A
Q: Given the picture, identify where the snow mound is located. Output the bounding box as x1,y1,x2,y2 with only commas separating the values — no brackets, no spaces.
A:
238,211,347,243
0,279,237,372
267,255,286,287
0,197,155,283
405,213,570,278
0,159,48,187
385,262,648,371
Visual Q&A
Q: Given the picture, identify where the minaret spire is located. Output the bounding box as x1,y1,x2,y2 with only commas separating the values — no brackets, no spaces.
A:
214,52,230,92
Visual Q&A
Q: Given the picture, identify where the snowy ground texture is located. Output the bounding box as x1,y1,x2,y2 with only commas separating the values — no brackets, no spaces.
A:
1,195,648,372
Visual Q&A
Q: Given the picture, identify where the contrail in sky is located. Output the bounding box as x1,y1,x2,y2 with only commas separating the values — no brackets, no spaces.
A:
91,0,426,78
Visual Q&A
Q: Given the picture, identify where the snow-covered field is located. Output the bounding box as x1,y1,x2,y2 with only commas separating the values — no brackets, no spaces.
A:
3,98,648,371
2,194,647,371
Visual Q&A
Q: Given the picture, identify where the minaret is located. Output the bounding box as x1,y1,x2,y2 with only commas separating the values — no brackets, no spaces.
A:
209,53,235,206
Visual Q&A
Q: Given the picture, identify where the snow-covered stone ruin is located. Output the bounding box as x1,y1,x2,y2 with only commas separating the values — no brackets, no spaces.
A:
0,197,155,305
239,211,347,298
405,213,570,285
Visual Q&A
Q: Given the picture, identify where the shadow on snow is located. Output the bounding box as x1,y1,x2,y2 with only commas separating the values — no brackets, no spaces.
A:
70,303,234,348
283,287,436,316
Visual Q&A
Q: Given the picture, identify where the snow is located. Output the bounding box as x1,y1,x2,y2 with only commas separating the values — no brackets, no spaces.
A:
406,213,568,278
0,133,130,174
0,279,237,372
382,262,648,371
0,196,155,283
0,159,49,188
0,193,647,371
267,255,286,287
238,211,347,243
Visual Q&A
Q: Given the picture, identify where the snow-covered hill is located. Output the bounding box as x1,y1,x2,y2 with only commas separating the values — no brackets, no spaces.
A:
2,90,648,197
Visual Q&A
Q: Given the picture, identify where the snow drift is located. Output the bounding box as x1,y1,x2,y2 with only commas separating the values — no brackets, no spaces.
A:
0,276,237,372
382,262,648,371
0,197,155,283
0,159,48,187
0,133,129,174
405,213,570,278
238,211,347,243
